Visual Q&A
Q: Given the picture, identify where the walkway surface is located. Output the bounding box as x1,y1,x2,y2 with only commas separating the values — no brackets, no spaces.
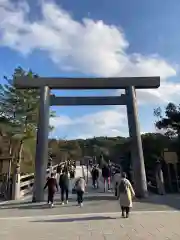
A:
0,165,180,239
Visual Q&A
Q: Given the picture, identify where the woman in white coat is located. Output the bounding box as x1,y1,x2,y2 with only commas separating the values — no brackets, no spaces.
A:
117,172,135,218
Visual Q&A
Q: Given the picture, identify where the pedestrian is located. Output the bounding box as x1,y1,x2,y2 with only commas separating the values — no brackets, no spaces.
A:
69,166,75,179
91,165,99,188
57,164,62,174
63,163,68,174
91,166,95,187
44,173,58,208
59,170,69,205
75,177,86,207
102,164,111,192
113,169,121,197
69,166,75,192
117,172,135,218
108,160,113,185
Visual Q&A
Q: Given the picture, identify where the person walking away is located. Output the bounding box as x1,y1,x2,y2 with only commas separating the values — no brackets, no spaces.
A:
102,164,111,192
70,166,75,179
108,160,113,187
92,165,99,188
117,172,135,218
64,162,68,173
113,169,121,197
75,177,86,207
69,166,75,191
91,166,95,187
57,164,62,174
59,170,69,205
73,160,76,169
44,173,58,208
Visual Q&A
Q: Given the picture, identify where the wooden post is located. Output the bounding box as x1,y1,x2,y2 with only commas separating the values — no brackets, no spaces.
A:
174,164,179,192
163,150,178,193
167,164,173,192
87,162,89,183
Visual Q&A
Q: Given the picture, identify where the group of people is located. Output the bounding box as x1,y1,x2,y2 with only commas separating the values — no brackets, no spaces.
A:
44,159,136,218
91,162,135,218
91,162,112,192
56,160,76,175
44,161,86,208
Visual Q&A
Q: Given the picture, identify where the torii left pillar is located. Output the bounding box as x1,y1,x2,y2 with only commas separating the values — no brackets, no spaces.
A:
32,86,50,202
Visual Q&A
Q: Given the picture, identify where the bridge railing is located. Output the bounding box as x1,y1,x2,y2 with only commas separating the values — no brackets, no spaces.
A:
19,163,64,197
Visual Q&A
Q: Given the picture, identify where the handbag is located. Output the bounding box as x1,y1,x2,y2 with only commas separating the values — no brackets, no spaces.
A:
72,179,78,194
72,188,77,194
127,187,132,201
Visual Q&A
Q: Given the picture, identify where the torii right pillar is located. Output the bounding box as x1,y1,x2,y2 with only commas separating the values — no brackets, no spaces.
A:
125,86,148,198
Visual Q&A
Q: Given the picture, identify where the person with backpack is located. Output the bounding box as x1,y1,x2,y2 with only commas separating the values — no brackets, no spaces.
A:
44,173,58,208
75,177,86,207
59,169,69,205
117,172,135,218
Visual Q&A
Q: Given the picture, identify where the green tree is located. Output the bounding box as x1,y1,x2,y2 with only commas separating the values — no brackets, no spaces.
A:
154,103,180,137
154,102,180,158
0,67,40,175
0,67,56,174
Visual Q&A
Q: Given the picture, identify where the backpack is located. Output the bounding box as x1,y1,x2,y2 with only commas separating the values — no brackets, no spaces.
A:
119,179,127,194
71,178,79,194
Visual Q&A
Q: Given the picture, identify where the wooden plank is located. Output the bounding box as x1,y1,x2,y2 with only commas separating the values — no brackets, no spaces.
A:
14,76,160,89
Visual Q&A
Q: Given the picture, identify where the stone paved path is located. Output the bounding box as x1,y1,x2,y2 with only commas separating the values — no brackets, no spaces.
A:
1,165,180,239
0,211,180,239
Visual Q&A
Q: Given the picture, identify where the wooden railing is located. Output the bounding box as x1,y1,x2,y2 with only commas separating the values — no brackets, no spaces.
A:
19,163,64,197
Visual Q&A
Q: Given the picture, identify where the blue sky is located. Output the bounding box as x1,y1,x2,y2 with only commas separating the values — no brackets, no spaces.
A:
0,0,180,139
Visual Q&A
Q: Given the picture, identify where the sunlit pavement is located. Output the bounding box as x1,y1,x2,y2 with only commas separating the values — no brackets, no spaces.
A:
0,211,180,239
0,165,180,239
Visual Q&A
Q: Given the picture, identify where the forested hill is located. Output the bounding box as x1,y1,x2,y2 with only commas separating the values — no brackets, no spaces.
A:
48,133,176,167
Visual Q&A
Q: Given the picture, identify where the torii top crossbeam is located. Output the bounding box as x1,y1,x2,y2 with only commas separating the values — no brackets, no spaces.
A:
14,76,160,89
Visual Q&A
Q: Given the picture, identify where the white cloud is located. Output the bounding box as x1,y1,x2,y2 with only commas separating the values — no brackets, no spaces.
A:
116,81,180,106
0,0,179,138
0,0,177,79
136,81,180,105
49,107,128,139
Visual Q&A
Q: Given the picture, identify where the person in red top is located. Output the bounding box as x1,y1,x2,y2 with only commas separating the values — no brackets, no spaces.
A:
44,173,58,207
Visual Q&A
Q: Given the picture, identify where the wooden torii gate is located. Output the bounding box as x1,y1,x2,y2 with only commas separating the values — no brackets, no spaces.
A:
14,76,160,201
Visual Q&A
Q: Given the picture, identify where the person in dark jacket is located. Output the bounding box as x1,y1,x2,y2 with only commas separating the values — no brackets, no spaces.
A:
44,173,58,207
59,170,69,205
102,164,111,192
91,165,99,188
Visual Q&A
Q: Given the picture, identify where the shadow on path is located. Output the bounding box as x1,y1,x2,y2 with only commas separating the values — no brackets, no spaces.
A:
32,216,116,223
1,191,180,212
0,200,78,210
84,195,116,201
